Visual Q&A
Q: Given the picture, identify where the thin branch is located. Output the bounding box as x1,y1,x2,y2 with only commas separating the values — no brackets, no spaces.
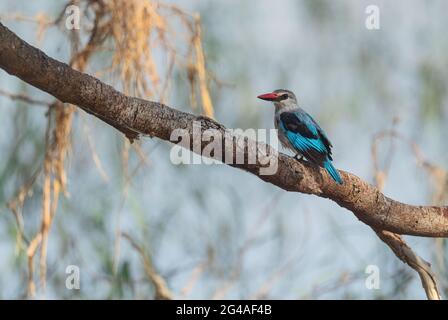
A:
374,229,441,299
0,88,50,106
121,232,173,300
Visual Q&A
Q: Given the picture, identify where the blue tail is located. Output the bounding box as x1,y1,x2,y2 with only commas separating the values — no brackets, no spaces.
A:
324,161,343,184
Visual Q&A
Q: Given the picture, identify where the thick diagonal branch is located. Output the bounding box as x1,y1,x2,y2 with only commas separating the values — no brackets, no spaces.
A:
0,22,447,239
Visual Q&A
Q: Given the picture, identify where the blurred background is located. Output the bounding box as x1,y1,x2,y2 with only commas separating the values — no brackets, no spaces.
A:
0,0,447,299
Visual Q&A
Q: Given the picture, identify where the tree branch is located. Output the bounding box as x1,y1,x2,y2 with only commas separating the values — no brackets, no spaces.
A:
374,229,441,299
0,22,447,239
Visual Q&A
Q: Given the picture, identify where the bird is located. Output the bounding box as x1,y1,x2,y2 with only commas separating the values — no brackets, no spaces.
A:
257,89,343,184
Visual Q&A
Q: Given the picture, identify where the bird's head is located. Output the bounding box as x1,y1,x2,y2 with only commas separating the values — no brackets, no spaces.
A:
257,89,297,109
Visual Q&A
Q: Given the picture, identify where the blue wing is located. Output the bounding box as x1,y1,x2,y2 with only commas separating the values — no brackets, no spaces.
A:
279,111,331,164
279,110,343,184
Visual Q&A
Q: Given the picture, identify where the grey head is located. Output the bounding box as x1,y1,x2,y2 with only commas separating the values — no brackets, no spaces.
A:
257,89,298,112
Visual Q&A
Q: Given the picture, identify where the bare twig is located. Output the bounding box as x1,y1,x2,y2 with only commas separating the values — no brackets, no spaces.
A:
121,232,173,300
374,229,441,299
180,260,208,299
0,88,50,106
212,194,282,299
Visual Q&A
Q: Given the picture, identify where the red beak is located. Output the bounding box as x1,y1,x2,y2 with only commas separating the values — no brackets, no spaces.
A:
257,92,279,101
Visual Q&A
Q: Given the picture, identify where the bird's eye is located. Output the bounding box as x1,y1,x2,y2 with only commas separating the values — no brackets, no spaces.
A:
281,94,289,100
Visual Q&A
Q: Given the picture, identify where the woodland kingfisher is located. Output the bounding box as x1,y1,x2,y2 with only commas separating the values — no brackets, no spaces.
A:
258,89,343,184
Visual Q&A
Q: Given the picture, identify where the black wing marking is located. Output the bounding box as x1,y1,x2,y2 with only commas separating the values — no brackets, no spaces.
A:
280,111,335,163
279,112,317,139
